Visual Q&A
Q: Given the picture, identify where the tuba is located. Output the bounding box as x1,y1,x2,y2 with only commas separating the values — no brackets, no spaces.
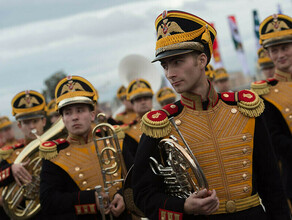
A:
149,117,208,198
92,114,127,220
2,118,65,219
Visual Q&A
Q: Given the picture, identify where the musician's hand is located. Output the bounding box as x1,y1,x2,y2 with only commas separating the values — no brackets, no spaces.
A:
184,189,219,215
95,191,110,214
110,193,125,217
12,160,32,186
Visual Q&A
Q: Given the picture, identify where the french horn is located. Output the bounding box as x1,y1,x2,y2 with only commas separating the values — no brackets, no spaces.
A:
2,118,65,219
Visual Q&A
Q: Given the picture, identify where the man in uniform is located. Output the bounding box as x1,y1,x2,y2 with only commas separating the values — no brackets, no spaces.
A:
122,78,153,170
39,75,126,219
115,85,137,124
156,87,177,107
0,90,47,219
0,116,17,147
214,67,231,92
257,47,275,79
46,99,60,125
251,14,292,209
132,10,290,220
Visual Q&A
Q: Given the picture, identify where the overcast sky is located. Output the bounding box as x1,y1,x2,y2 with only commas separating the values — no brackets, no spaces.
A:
0,0,291,119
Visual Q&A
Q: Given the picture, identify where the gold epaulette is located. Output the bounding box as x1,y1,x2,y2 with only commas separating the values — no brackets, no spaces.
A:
141,103,179,138
221,90,264,118
39,138,67,160
251,80,270,95
113,125,125,139
0,145,14,160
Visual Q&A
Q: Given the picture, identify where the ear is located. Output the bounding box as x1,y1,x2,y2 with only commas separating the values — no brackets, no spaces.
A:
90,111,96,122
42,117,47,127
198,53,208,69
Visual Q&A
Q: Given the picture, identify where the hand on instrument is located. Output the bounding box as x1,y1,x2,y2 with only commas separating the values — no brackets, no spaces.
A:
95,191,110,215
184,188,219,215
12,160,32,186
110,193,125,217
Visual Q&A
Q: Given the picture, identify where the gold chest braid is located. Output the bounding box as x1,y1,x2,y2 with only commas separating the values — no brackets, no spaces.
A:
263,82,292,133
6,148,24,164
51,142,122,199
169,100,255,202
125,124,142,143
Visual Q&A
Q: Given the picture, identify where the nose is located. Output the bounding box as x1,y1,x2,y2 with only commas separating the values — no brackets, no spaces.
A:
165,66,176,80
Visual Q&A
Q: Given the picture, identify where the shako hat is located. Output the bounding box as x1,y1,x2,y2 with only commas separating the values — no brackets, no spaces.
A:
126,79,153,101
46,99,59,117
55,75,97,111
214,68,229,82
0,116,13,130
153,10,216,63
205,64,216,81
156,87,176,105
259,14,292,48
257,47,275,69
116,85,127,100
11,90,46,121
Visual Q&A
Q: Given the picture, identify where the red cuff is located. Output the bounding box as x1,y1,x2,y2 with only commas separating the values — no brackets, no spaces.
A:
159,208,183,220
74,204,97,215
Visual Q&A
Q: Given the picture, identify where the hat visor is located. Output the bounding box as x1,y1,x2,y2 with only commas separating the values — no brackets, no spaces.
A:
58,96,94,110
16,111,45,121
152,49,194,63
263,38,292,48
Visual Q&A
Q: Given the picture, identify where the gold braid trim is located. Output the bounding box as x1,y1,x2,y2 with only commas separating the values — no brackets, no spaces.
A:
39,142,58,160
141,113,172,138
251,82,270,96
0,149,13,160
114,126,125,139
237,92,265,118
260,29,292,44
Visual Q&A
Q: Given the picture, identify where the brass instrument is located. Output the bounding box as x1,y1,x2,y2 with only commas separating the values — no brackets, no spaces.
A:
2,118,65,219
150,117,208,198
92,116,127,219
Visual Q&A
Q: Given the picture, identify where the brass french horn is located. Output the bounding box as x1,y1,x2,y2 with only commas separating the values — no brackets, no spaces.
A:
2,118,65,219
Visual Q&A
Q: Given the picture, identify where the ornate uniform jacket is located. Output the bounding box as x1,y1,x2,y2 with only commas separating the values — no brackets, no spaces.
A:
251,70,292,199
0,140,26,187
40,132,125,220
132,86,290,220
115,110,137,125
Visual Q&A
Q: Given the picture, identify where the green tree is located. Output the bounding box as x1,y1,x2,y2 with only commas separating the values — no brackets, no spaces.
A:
43,70,66,103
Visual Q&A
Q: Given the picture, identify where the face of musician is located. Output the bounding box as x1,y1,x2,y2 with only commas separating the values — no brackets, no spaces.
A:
160,52,208,94
122,98,134,111
1,126,15,142
18,117,46,140
261,66,275,79
214,78,230,93
266,42,292,73
62,103,95,138
50,113,60,124
132,96,152,117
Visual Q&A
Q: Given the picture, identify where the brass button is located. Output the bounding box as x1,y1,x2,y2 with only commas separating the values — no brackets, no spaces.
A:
79,173,84,178
242,161,248,167
116,187,120,191
285,108,290,112
242,173,247,180
242,135,247,141
133,126,137,129
170,104,176,109
226,200,236,213
75,167,80,171
223,93,229,98
82,181,87,185
66,152,71,156
242,148,248,154
231,108,237,114
113,173,118,177
86,188,91,191
243,186,249,192
16,151,20,155
175,119,181,126
289,115,292,119
274,89,279,93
